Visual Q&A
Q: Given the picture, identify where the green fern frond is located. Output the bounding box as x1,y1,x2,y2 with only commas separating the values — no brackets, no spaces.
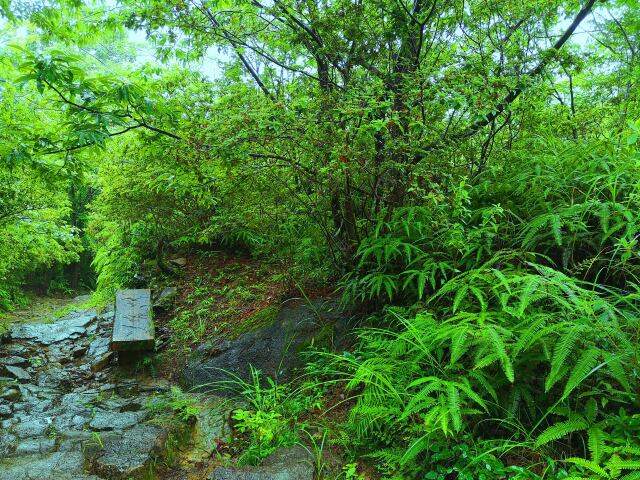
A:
512,315,547,357
446,384,462,432
450,327,469,365
453,286,469,313
585,398,598,424
485,326,514,382
588,427,605,464
521,214,551,249
546,326,581,392
603,352,632,392
403,377,443,419
620,473,640,480
515,275,544,316
535,415,588,448
470,285,488,312
563,348,601,398
468,371,498,403
456,379,488,412
551,214,563,246
611,461,640,471
402,269,427,299
564,457,609,478
608,454,624,479
474,351,500,370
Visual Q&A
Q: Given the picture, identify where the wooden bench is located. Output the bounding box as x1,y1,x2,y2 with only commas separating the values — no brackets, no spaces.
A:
111,289,155,351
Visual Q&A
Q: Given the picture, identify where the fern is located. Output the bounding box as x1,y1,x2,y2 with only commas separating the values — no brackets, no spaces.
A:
334,145,640,477
546,326,582,392
521,212,564,249
588,427,606,464
603,352,632,392
585,398,598,424
620,473,640,480
612,462,640,471
565,457,609,477
485,326,514,382
449,327,469,365
447,383,462,432
535,415,588,447
512,315,547,356
562,347,601,398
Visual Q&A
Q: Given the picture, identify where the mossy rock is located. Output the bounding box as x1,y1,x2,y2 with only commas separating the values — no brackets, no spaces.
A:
229,305,279,339
183,299,352,390
296,322,336,353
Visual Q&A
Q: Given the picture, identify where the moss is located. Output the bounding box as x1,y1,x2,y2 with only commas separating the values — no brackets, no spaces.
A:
0,319,8,337
229,305,279,339
159,422,194,469
295,322,336,354
312,323,336,346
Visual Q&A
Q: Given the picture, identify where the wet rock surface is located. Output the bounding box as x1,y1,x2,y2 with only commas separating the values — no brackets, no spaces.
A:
0,303,173,479
209,446,314,480
0,450,103,480
85,424,168,479
183,299,351,391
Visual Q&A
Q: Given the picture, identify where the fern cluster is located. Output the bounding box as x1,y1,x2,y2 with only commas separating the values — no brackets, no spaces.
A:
343,138,640,308
337,136,640,478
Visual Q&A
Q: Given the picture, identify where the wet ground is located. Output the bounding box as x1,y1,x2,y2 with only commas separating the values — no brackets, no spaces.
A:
0,297,232,480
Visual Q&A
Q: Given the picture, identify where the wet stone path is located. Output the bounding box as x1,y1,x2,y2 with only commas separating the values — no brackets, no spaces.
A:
0,300,176,480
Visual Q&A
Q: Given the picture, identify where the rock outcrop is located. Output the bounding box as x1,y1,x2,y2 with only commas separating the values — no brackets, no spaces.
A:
182,299,352,392
209,446,314,480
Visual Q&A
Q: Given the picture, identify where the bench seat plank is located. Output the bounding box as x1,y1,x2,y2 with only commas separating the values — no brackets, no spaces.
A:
111,289,154,351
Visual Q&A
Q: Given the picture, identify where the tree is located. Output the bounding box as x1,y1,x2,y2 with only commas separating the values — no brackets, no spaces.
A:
118,0,604,260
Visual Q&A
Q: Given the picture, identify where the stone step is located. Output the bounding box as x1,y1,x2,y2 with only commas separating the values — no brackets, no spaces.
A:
110,289,154,352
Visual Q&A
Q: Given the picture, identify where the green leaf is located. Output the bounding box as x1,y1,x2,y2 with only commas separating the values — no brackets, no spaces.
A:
587,427,604,464
485,326,514,382
564,457,608,477
562,348,601,398
535,416,588,447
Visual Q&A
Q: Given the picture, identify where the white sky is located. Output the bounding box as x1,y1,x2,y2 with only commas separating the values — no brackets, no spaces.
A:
125,28,226,80
1,2,603,82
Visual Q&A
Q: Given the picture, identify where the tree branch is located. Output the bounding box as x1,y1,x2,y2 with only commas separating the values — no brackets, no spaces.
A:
450,0,599,143
42,124,145,155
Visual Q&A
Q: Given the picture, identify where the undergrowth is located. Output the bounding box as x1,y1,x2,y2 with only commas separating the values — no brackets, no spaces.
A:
332,134,640,479
230,134,640,479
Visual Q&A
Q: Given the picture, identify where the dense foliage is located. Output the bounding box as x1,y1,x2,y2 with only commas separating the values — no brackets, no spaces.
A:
1,0,639,478
336,134,640,478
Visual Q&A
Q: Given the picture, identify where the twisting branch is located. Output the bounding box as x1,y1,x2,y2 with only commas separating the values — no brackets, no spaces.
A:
451,0,600,143
42,125,146,155
42,79,182,142
194,0,276,101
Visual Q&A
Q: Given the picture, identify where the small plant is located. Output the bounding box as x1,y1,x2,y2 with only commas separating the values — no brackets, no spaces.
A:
232,408,285,464
47,277,74,295
234,285,257,302
30,356,45,368
299,429,329,479
168,309,199,343
137,355,157,376
341,463,365,480
223,367,300,465
90,431,104,449
147,386,200,423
